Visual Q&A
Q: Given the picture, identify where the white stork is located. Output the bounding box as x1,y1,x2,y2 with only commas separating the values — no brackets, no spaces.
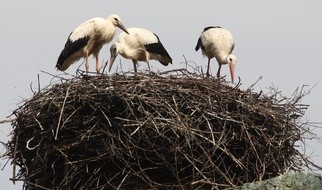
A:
108,27,172,73
56,14,129,74
195,26,237,83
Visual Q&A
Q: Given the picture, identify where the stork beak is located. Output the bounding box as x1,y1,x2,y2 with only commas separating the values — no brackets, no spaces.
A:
108,54,117,72
229,63,235,84
117,22,129,34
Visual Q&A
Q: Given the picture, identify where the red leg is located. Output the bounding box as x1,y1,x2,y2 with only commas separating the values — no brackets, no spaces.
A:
132,60,138,74
206,58,211,78
147,61,151,73
216,64,222,80
85,52,89,74
95,55,100,74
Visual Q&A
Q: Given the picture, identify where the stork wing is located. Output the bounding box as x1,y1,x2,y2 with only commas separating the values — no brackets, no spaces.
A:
195,37,203,51
56,18,100,71
144,34,170,57
69,18,102,42
119,28,157,46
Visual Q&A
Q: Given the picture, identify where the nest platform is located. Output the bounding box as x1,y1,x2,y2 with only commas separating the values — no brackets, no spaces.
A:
4,71,316,189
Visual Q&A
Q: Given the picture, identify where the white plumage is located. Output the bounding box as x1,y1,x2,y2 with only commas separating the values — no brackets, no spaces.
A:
108,27,172,73
195,26,237,83
56,14,129,74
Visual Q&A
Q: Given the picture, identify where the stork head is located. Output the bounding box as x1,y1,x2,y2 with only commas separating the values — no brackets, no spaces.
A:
227,54,237,83
108,43,121,72
108,14,129,34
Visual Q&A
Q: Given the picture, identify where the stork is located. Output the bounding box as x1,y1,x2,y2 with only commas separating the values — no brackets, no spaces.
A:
108,27,172,73
56,14,129,74
195,26,237,83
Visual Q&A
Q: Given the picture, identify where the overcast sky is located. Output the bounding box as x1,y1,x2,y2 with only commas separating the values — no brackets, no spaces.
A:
1,1,322,189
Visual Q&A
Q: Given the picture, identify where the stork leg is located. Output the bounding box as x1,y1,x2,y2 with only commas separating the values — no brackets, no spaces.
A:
216,64,222,80
206,58,211,78
85,51,89,74
147,61,151,73
132,60,138,74
95,55,100,74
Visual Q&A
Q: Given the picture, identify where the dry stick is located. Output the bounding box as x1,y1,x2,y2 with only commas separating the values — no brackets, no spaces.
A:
55,85,71,140
101,60,108,75
233,76,242,90
37,74,41,94
99,107,112,127
180,55,200,75
199,144,235,187
182,153,211,184
183,55,188,71
24,180,52,190
76,60,85,76
39,70,70,82
29,82,36,95
34,117,44,130
247,76,263,91
159,68,193,76
116,171,130,190
192,129,245,169
203,115,216,145
12,127,19,184
0,119,15,124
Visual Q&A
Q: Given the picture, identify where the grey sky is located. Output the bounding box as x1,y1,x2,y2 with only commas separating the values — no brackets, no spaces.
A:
1,1,322,189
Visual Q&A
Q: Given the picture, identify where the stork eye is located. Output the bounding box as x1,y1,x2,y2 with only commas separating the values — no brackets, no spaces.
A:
229,57,233,61
113,47,118,53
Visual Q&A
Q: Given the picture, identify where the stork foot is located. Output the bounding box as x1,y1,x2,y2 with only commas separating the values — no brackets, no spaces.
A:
82,74,91,81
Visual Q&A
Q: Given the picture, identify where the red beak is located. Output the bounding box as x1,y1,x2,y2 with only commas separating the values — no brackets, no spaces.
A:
229,64,235,83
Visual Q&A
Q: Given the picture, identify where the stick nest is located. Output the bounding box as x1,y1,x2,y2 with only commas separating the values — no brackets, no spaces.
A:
5,71,317,189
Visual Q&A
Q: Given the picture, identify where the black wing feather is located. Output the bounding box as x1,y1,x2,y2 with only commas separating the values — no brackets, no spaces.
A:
56,33,90,70
203,26,222,31
144,33,172,62
195,37,203,51
195,26,222,51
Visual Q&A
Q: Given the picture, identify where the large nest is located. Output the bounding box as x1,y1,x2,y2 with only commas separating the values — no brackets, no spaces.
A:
4,70,318,189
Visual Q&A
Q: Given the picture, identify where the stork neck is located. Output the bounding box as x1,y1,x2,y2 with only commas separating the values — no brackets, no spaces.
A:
117,43,138,59
215,54,228,65
101,21,116,40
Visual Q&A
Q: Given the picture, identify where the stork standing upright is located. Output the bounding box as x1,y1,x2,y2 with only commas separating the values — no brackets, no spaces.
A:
108,27,172,73
195,26,237,83
56,14,129,74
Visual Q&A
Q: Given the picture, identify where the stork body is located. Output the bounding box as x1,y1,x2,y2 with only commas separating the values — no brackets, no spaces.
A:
195,26,237,83
56,14,129,74
109,27,172,73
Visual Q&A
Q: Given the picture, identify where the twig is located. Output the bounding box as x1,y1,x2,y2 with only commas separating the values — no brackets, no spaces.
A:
55,85,71,140
0,119,14,124
101,60,109,75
